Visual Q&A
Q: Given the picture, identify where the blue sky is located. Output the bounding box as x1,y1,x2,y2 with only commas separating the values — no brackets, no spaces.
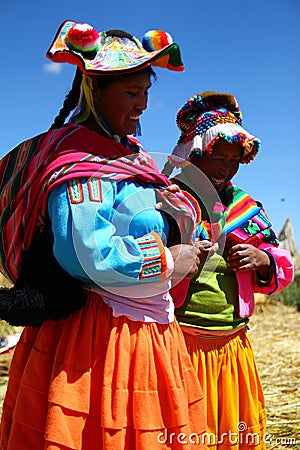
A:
1,0,300,248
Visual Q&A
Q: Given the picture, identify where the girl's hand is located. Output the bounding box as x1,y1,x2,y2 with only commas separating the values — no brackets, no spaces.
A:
227,244,272,279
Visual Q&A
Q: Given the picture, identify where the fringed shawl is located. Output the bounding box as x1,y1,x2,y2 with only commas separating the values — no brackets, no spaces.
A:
197,182,279,247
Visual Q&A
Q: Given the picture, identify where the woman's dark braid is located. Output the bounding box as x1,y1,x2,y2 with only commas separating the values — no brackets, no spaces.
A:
49,68,82,130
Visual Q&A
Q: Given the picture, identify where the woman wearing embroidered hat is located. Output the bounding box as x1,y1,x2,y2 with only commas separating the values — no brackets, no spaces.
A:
0,21,207,449
163,91,294,449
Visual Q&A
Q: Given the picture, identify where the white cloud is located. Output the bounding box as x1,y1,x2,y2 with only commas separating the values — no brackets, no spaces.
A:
43,63,63,74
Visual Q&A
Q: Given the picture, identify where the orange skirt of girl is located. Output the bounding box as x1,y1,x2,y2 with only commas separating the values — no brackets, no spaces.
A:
183,328,266,450
0,293,207,450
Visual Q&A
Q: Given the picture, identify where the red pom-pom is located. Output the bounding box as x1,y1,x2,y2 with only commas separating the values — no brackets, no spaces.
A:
65,23,100,55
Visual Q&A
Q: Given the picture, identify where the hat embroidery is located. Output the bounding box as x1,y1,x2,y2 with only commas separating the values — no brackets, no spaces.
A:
47,20,184,75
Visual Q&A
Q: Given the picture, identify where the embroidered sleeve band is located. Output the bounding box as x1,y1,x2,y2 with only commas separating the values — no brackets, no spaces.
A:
136,232,168,280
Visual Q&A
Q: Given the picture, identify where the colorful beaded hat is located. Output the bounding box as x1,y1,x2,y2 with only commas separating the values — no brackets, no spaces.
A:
167,91,261,168
47,20,184,75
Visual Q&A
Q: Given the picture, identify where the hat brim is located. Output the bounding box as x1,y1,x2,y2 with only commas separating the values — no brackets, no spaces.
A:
170,122,261,167
46,20,184,75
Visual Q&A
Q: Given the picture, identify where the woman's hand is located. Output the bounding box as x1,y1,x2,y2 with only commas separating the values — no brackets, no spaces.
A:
169,244,202,279
164,183,181,193
194,239,219,265
227,244,272,279
155,184,181,210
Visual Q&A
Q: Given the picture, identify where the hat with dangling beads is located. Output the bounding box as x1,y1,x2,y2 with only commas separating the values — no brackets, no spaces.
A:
167,91,261,171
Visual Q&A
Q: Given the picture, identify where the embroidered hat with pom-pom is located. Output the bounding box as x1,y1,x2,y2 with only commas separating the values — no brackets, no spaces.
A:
47,20,184,74
167,91,261,170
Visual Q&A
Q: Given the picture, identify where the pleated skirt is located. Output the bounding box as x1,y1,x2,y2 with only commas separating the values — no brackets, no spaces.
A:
182,328,266,449
0,293,206,450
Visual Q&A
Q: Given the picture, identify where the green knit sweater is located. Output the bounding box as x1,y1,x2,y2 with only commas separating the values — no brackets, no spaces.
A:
175,252,249,330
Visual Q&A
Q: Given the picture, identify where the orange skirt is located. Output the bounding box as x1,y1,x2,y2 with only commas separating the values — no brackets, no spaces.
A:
0,293,206,450
182,328,266,450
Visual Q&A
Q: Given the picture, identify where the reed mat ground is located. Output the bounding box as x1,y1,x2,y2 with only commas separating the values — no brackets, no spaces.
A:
247,300,299,449
0,300,299,448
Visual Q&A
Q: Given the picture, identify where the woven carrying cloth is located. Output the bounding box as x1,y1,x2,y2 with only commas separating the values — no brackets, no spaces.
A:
0,124,199,283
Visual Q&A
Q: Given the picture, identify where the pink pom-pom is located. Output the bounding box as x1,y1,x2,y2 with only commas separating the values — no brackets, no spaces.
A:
142,30,173,52
65,23,100,56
